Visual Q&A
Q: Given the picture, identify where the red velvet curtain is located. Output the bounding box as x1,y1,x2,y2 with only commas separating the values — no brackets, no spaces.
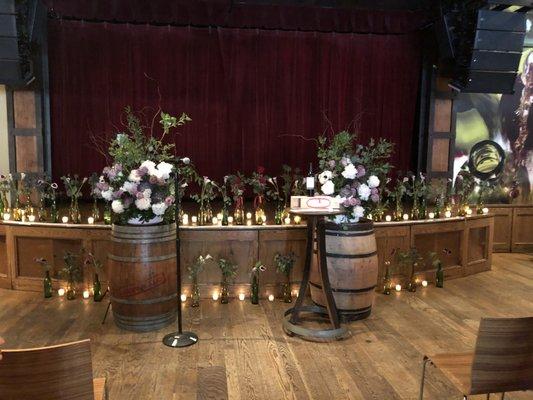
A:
48,19,422,182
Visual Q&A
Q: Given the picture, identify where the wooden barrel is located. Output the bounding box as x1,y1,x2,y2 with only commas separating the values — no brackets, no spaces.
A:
309,219,378,321
109,223,177,332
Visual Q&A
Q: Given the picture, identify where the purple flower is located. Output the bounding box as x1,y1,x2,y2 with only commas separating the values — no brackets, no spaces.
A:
356,165,366,178
348,197,359,206
107,170,117,180
341,157,349,167
340,186,352,198
96,182,109,191
370,193,380,203
123,197,132,208
164,196,175,206
114,163,123,172
370,187,379,195
328,160,336,168
136,192,144,199
138,166,148,176
103,167,111,176
112,190,124,199
342,199,351,208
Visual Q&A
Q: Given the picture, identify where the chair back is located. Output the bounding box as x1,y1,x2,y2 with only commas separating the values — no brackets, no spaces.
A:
0,339,95,400
470,317,533,394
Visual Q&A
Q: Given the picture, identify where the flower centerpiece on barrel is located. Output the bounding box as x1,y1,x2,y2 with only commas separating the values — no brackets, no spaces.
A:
310,131,393,321
98,107,191,331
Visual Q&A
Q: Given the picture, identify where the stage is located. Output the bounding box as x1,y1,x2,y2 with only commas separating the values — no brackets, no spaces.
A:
0,253,531,400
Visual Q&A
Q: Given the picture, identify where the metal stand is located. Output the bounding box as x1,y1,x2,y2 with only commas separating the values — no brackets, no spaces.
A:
163,169,199,348
283,212,349,340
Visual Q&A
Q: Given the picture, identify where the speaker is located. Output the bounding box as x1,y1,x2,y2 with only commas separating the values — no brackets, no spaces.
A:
440,7,526,94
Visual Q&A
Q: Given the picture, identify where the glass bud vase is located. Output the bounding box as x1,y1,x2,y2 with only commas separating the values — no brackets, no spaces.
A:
251,275,259,305
394,201,403,221
69,198,81,224
282,275,292,303
382,264,392,295
0,192,5,215
50,198,59,223
274,202,284,225
411,195,420,220
234,196,244,225
253,195,265,225
93,273,102,302
103,203,112,225
191,279,200,307
66,283,76,300
436,262,444,288
419,197,427,220
220,277,229,304
221,206,229,226
38,196,47,222
92,198,100,221
43,270,53,298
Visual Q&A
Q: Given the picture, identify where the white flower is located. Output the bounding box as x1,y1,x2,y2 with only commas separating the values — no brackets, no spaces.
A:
157,161,173,179
142,189,152,199
121,181,137,195
318,170,333,184
341,163,357,180
99,175,105,183
182,157,190,165
321,180,335,195
140,160,157,175
111,200,124,214
358,184,371,201
20,172,26,180
135,197,151,210
101,189,114,201
352,206,365,221
367,175,380,188
128,170,141,182
151,202,168,216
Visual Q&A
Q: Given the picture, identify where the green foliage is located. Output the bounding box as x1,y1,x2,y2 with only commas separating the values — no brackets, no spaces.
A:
246,168,269,196
218,258,238,280
281,164,304,199
188,254,213,280
274,252,296,276
396,247,423,268
352,138,394,180
266,177,283,203
61,175,88,199
227,173,246,201
317,131,354,172
250,261,266,279
84,251,103,273
191,176,219,205
60,251,83,284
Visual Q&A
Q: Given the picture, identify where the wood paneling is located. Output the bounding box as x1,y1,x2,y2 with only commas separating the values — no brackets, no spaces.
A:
431,138,450,173
511,207,533,252
0,253,532,400
490,207,512,252
433,98,452,132
13,90,36,129
15,135,39,172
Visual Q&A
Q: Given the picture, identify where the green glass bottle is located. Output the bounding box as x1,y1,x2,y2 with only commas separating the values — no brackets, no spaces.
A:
43,270,53,298
50,198,59,223
221,207,229,226
436,261,444,288
93,273,102,302
282,275,292,303
103,203,112,225
251,275,259,305
382,263,392,295
191,279,200,307
274,201,283,225
220,277,229,304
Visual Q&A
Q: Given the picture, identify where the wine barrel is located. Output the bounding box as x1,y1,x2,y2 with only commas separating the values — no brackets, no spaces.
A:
109,223,177,332
309,219,378,321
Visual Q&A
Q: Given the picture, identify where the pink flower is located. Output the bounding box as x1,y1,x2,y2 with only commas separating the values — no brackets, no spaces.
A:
370,193,380,203
136,192,144,200
164,196,175,206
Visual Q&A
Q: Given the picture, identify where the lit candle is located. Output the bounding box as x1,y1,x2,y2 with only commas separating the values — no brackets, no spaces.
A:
246,220,252,226
268,294,275,302
58,288,65,296
238,293,245,301
482,207,489,214
212,217,218,225
385,215,392,222
212,292,219,301
402,214,409,221
395,284,402,292
293,215,302,225
217,212,223,220
428,212,435,219
246,212,252,220
228,216,234,224
182,214,189,225
83,290,90,299
180,293,187,302
28,215,36,222
62,216,69,223
191,216,197,225
421,280,428,287
444,210,452,218
2,213,10,221
466,208,472,216
284,216,291,225
87,216,95,224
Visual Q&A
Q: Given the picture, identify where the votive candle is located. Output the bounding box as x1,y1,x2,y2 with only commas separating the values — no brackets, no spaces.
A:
28,215,36,222
191,216,197,225
428,212,435,219
62,216,69,223
228,216,234,224
385,215,392,222
402,214,409,221
246,212,252,220
212,292,219,301
284,216,291,225
466,208,472,216
444,210,452,218
268,294,275,302
482,207,489,214
212,217,218,225
395,284,402,292
58,288,65,296
87,216,95,224
238,293,245,301
421,280,428,287
293,215,302,225
182,214,189,225
2,213,10,221
83,290,90,299
180,294,187,302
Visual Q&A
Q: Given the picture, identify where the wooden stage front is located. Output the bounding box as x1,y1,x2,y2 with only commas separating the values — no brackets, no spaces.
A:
0,253,531,400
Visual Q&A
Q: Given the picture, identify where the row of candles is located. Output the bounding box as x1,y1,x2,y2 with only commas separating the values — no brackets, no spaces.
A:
181,212,302,226
380,206,489,222
393,279,428,292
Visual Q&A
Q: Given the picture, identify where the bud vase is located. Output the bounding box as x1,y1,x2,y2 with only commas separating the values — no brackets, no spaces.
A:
0,192,6,215
199,203,213,226
220,277,229,304
233,196,244,225
436,262,444,288
274,202,284,225
251,275,259,304
221,206,229,226
103,203,111,225
69,198,81,224
191,280,200,307
394,200,403,221
66,283,76,300
93,273,102,302
254,195,266,225
38,196,47,221
92,198,100,221
50,198,59,223
43,270,53,298
382,266,391,295
282,276,292,303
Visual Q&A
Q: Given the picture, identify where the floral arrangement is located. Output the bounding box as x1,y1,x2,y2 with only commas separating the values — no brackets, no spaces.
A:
60,251,84,299
218,258,238,280
37,177,59,222
96,108,190,225
274,252,296,276
247,166,269,223
188,254,213,281
387,173,408,220
406,172,428,219
61,174,88,223
219,176,233,224
84,251,104,301
316,131,393,223
175,156,195,203
0,174,12,213
191,176,219,225
280,164,304,202
227,173,246,224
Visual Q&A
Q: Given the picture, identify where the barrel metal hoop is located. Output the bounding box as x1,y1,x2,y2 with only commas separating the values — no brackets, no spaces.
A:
108,253,177,263
325,229,374,237
112,237,175,244
325,250,378,259
111,293,177,305
309,281,376,293
336,305,373,314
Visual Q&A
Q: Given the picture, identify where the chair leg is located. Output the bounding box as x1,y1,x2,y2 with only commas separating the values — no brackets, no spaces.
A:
500,393,505,400
419,356,430,400
487,394,490,399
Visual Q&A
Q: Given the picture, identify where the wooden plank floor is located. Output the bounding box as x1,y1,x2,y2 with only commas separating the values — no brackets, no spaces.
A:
1,253,532,400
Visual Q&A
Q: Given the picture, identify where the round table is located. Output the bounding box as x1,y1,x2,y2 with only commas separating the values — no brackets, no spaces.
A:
283,209,350,340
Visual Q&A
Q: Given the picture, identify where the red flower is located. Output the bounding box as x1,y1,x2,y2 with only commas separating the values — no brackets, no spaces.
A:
257,166,265,174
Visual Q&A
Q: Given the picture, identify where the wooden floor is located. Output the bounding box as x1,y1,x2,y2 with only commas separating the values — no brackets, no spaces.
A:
1,253,532,400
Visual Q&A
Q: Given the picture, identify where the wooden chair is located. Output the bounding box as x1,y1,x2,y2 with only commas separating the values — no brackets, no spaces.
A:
419,317,533,399
0,339,107,400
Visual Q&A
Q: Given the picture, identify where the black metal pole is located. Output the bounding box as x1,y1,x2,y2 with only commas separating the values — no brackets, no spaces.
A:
162,164,198,348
